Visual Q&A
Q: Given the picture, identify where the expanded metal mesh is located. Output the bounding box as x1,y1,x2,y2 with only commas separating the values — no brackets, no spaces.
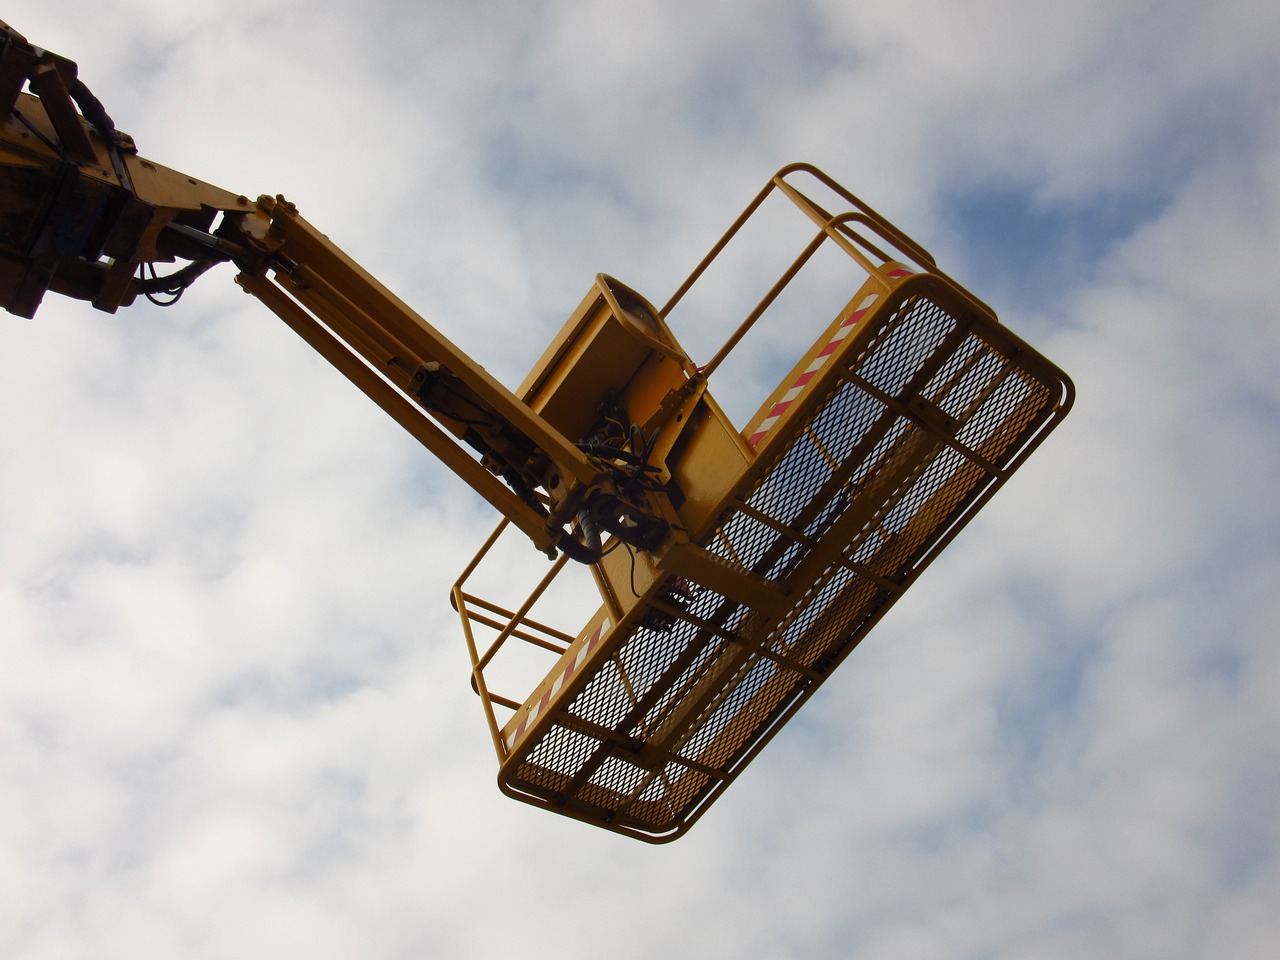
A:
502,283,1064,838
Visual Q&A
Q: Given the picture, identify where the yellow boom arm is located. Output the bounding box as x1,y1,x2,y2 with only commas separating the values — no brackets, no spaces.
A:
1,23,1073,841
0,20,673,563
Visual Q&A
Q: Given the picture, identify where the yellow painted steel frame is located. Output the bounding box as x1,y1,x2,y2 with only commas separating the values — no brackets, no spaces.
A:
231,196,605,557
455,164,1074,842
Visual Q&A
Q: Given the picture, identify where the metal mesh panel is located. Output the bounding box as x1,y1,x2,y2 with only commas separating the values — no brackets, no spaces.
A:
923,335,1007,419
857,295,959,395
577,755,651,813
518,725,600,796
656,762,710,818
612,621,684,697
636,630,734,735
870,446,982,571
678,656,803,769
959,366,1052,459
773,564,882,665
503,587,741,815
565,655,638,730
747,397,849,527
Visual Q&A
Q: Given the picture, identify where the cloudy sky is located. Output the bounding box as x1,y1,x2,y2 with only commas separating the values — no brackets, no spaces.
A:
3,1,1279,957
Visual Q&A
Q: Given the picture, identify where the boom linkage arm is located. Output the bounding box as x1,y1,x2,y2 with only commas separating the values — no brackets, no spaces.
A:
0,22,672,562
220,195,620,558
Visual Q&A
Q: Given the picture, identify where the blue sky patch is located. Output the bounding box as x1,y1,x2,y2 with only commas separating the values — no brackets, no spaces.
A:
941,181,1166,309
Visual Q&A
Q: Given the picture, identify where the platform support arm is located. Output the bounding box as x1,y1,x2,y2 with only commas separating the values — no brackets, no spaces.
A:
0,25,677,562
221,196,663,561
236,269,561,553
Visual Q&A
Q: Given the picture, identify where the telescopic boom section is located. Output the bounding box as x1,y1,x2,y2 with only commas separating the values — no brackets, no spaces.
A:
222,195,646,560
0,21,672,562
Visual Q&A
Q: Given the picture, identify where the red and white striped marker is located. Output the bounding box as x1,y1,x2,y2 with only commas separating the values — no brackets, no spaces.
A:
504,618,612,751
746,267,914,448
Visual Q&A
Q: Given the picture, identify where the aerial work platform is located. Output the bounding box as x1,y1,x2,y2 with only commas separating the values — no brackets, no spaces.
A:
454,164,1074,841
0,24,1074,844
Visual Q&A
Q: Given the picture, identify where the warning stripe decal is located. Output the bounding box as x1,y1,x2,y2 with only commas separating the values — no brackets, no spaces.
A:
504,618,611,750
747,267,914,448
